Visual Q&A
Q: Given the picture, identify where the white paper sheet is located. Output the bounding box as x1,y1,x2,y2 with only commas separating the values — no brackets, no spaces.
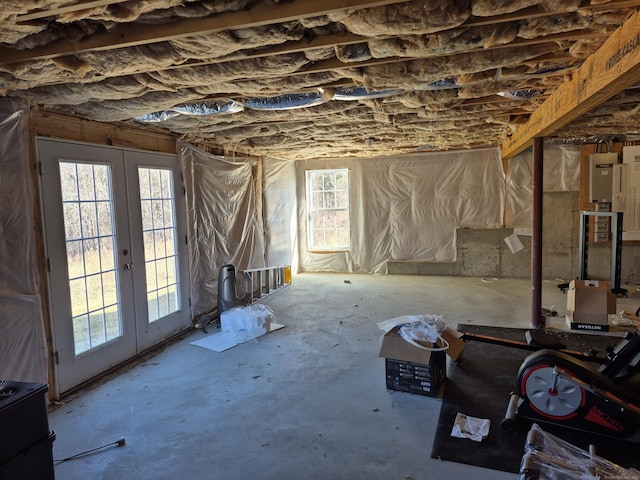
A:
190,323,286,352
451,412,490,442
504,232,525,254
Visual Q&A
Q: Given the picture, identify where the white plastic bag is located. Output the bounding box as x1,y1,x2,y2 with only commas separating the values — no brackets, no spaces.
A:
400,322,438,344
377,314,449,352
399,321,449,352
220,304,275,343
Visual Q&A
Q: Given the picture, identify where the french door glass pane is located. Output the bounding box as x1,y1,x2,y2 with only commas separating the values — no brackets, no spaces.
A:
59,161,121,355
138,167,180,323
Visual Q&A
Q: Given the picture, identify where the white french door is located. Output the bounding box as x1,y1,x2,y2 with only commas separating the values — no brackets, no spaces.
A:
37,138,190,394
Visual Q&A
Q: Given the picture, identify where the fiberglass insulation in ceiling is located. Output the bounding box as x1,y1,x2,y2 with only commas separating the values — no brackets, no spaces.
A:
2,0,640,159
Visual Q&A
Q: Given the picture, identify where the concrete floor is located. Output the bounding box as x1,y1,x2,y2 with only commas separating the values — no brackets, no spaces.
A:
48,274,640,480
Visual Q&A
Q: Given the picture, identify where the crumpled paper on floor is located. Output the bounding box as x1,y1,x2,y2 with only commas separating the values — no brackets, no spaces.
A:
451,412,490,442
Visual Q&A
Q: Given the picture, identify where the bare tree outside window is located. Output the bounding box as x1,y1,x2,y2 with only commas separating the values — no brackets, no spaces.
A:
59,161,121,355
306,169,350,251
139,167,180,323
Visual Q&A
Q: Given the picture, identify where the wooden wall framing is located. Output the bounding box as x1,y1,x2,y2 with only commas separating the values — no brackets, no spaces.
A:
29,110,178,153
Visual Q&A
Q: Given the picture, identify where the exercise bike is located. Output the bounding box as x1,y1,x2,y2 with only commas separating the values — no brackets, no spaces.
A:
502,331,640,439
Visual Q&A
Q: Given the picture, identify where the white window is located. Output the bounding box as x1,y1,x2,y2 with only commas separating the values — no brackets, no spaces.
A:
306,169,350,251
138,167,181,323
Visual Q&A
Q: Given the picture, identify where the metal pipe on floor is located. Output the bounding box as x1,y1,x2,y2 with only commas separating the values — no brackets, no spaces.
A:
532,137,544,329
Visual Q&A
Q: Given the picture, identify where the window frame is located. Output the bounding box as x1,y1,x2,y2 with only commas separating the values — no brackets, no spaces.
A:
305,168,351,253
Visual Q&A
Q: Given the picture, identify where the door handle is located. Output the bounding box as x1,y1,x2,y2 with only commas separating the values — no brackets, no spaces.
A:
124,263,134,270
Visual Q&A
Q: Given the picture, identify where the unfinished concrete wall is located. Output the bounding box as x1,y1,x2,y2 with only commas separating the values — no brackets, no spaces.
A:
540,191,580,281
585,241,640,284
387,227,536,278
389,190,640,282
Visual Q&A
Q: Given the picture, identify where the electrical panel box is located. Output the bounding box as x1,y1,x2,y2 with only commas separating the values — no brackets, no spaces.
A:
612,146,640,240
589,153,617,203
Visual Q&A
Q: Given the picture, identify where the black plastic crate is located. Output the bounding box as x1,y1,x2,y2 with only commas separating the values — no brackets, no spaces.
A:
385,352,446,397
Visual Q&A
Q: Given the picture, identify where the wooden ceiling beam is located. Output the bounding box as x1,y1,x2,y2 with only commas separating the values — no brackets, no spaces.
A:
17,28,596,93
0,0,409,65
16,0,129,23
502,9,640,158
125,29,602,77
464,0,640,28
464,5,567,28
160,31,372,72
460,95,548,106
2,0,621,74
575,0,640,14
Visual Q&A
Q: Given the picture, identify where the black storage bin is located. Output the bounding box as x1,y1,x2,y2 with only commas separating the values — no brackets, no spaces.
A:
0,381,50,463
0,431,55,480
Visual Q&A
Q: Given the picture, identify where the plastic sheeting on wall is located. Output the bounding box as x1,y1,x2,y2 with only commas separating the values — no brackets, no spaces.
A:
296,148,505,274
0,101,48,384
178,142,266,317
506,143,580,228
263,157,298,273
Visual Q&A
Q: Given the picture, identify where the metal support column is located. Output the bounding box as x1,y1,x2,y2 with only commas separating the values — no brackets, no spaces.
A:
531,137,544,329
578,212,588,281
613,212,624,295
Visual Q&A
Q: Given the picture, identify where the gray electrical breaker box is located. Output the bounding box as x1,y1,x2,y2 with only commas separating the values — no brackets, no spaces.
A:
589,153,617,203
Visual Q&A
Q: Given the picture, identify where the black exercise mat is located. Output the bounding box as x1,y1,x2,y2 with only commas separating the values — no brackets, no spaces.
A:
431,325,640,474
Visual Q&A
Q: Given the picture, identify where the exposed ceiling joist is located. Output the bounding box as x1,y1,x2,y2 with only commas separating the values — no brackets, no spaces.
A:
0,0,409,65
17,31,592,109
5,1,640,160
28,29,601,92
502,9,640,158
461,95,546,106
16,0,129,23
465,0,640,28
139,29,602,79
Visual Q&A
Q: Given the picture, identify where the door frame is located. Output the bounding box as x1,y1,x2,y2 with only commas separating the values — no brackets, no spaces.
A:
36,137,191,394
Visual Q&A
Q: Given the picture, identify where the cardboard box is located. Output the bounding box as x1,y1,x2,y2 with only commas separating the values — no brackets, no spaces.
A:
384,357,445,397
566,315,610,332
378,324,464,363
378,324,462,397
566,280,616,326
440,327,465,362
